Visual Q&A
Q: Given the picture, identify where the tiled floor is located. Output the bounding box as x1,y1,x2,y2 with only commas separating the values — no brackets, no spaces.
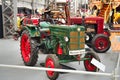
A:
0,38,119,80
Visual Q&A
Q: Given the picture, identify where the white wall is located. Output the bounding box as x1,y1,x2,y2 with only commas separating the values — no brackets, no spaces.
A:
56,0,66,3
17,1,32,9
17,0,45,9
0,0,1,5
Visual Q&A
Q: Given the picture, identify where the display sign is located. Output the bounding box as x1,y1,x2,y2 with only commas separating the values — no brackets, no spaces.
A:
91,58,105,72
69,49,85,55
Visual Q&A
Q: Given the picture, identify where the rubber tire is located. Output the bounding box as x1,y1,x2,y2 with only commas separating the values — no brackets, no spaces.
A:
91,34,111,53
84,52,100,72
20,30,38,66
45,54,60,80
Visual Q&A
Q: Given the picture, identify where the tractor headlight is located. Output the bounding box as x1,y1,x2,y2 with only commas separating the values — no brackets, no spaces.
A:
77,28,81,32
64,36,69,42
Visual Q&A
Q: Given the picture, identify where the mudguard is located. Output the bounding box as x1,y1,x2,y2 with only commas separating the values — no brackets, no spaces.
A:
40,21,50,28
24,25,40,37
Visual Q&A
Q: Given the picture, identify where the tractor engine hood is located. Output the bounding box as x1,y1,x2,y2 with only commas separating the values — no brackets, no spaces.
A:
50,25,85,51
70,16,104,24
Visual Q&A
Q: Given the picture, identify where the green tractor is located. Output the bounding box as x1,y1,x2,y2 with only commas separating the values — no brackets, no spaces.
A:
20,23,100,80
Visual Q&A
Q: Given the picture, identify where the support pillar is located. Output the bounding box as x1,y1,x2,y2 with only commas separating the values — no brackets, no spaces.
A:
1,0,17,38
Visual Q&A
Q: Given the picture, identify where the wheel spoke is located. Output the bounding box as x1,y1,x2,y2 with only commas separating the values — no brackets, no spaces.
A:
21,33,31,62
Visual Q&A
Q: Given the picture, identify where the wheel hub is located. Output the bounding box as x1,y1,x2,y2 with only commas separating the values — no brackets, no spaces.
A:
84,55,96,71
46,58,55,77
95,37,108,50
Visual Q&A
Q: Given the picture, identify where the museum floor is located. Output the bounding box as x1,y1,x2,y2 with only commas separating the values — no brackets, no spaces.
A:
0,38,120,80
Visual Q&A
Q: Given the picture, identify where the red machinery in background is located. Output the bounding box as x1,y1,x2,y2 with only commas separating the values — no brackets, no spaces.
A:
64,2,111,53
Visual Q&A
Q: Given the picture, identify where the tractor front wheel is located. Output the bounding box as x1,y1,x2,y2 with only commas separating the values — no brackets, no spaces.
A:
84,52,100,72
92,34,111,53
45,54,60,80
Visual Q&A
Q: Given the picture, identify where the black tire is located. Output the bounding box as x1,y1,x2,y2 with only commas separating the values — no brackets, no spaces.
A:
20,30,38,66
45,54,60,80
84,52,100,72
92,34,111,53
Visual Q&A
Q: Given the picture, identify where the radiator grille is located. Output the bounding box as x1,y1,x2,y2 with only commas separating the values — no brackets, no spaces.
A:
69,31,85,50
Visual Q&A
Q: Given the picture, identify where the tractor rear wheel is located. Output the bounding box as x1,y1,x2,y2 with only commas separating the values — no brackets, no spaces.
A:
20,30,38,66
84,52,100,72
92,34,111,53
45,54,60,80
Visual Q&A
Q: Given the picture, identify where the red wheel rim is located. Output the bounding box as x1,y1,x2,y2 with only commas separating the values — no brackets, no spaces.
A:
84,55,96,71
21,33,31,62
46,58,55,77
94,37,108,50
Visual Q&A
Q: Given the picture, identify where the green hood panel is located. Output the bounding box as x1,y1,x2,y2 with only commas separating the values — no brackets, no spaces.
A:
50,25,85,37
50,25,85,32
50,25,85,53
25,25,40,37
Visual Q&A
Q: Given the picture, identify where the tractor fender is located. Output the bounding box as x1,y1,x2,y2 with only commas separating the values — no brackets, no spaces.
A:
24,25,40,37
103,28,111,37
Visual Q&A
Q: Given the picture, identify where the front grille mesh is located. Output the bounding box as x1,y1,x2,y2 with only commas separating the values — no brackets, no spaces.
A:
69,31,85,50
